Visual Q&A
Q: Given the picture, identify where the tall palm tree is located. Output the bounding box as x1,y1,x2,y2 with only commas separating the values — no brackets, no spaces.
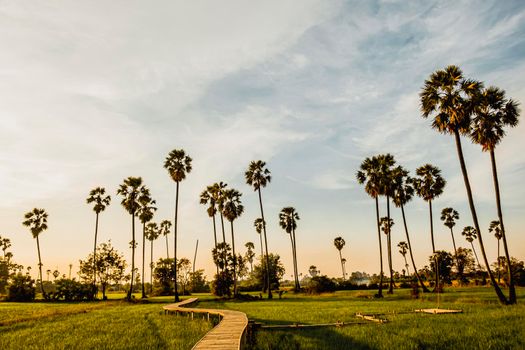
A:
86,187,111,292
245,160,273,299
440,207,459,273
254,218,265,259
137,188,157,298
397,241,409,275
159,220,172,259
213,182,228,244
222,188,244,296
279,207,300,292
489,220,503,284
462,226,481,270
413,164,445,291
420,65,508,304
200,185,219,274
470,86,519,303
333,237,346,280
164,149,192,302
117,176,144,301
145,222,160,293
22,208,48,298
380,216,395,293
391,166,430,292
357,156,385,297
245,242,255,273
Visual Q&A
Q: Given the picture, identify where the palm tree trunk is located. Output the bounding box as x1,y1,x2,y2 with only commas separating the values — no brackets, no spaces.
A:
454,130,508,304
141,222,146,298
128,213,135,301
258,188,272,299
471,242,481,270
338,250,345,280
230,221,237,296
375,196,383,298
173,181,180,302
36,236,45,298
93,213,99,296
490,150,516,303
212,215,219,275
429,200,439,292
401,205,430,292
289,234,297,291
220,213,226,244
449,227,459,275
165,234,169,259
292,227,300,291
386,196,394,294
403,256,409,275
150,239,154,294
497,240,500,284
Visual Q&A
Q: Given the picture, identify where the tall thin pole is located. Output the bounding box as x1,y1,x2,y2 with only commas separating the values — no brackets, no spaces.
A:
193,239,199,274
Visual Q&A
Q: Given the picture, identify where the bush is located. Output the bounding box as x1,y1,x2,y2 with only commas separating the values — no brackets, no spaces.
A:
47,279,96,301
212,271,233,297
7,273,36,301
305,275,336,294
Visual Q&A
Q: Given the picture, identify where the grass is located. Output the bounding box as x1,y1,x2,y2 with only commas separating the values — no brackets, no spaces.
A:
196,287,525,350
0,296,212,350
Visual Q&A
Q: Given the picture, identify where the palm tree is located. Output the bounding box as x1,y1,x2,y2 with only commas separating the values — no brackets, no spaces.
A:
145,222,160,293
86,187,111,293
200,185,219,274
420,65,508,304
470,86,519,303
159,220,172,259
380,216,395,293
462,226,481,270
254,218,265,259
397,241,409,275
440,207,459,273
221,188,244,296
413,164,445,291
391,166,430,292
164,149,192,302
22,208,48,298
356,156,385,297
213,182,228,244
117,176,144,301
245,242,255,273
333,237,346,280
137,188,157,298
245,160,273,299
489,220,503,284
279,207,300,292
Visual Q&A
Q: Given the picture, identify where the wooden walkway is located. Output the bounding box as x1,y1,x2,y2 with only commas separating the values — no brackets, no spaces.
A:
163,298,248,350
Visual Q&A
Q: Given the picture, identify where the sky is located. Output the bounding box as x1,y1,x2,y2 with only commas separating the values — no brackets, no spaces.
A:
1,0,524,283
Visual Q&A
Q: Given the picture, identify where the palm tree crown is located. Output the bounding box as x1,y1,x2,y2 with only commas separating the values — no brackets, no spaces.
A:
334,237,345,252
245,160,271,190
200,186,218,217
391,166,413,207
462,226,478,243
398,241,408,256
86,187,111,214
440,207,459,229
23,208,48,238
145,222,160,241
279,207,299,233
489,220,503,241
164,149,192,182
380,217,394,236
117,177,144,214
254,218,264,234
222,189,244,222
412,164,446,201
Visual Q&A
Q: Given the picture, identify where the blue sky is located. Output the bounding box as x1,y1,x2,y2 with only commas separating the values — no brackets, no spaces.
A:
1,0,524,281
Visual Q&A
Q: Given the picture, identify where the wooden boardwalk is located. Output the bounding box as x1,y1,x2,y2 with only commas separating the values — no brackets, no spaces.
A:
163,298,248,350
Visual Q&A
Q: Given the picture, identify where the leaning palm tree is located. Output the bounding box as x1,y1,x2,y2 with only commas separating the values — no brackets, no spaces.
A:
22,208,48,298
413,164,446,292
117,176,144,301
470,86,519,303
86,187,111,292
462,226,481,270
420,65,507,303
356,156,385,298
245,160,273,299
333,237,346,280
440,207,460,275
159,220,172,259
137,188,157,298
164,149,192,302
279,207,300,292
200,185,219,273
391,166,430,292
221,188,244,296
145,222,160,293
254,218,265,259
397,241,409,275
380,216,395,293
489,220,503,284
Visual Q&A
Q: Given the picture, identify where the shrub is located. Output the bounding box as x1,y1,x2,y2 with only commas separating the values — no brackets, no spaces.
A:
48,279,96,301
305,275,336,294
7,273,36,301
212,271,233,297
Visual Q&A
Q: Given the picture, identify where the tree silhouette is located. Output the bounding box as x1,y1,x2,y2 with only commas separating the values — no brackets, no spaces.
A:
489,220,503,284
440,207,460,276
200,185,219,274
145,222,160,293
137,189,157,298
397,241,409,275
462,226,481,270
221,188,244,296
245,160,273,299
164,149,192,302
279,207,300,292
245,242,255,273
333,237,346,280
159,220,172,260
22,208,48,298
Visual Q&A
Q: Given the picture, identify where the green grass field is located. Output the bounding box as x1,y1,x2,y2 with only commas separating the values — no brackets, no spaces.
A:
1,288,523,349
